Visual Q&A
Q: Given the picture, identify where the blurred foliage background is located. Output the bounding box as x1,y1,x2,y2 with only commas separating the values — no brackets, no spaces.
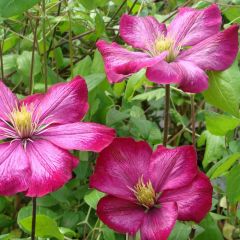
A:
0,0,240,239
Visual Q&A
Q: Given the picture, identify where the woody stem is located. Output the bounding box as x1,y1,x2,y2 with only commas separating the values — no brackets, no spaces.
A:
163,84,170,146
31,197,37,240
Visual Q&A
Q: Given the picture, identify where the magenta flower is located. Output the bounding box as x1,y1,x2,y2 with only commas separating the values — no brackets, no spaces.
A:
90,138,212,240
97,4,239,93
0,76,115,197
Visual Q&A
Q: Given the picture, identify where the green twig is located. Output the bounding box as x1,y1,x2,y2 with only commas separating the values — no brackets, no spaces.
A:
163,84,170,146
42,0,48,92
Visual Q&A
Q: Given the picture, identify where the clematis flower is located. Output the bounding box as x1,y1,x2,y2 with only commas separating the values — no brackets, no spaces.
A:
0,76,115,197
90,138,212,240
97,4,239,93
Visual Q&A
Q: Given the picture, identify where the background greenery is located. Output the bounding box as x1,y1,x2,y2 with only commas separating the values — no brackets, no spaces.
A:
0,0,240,239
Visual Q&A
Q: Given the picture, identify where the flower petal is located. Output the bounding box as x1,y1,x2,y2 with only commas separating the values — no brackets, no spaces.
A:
97,195,145,235
140,202,178,240
0,141,30,195
173,60,209,93
167,4,221,46
149,145,198,193
178,25,239,71
146,61,181,84
40,122,115,152
36,76,89,125
21,93,44,108
25,139,78,197
90,138,152,201
120,14,167,51
0,81,18,120
160,172,213,223
96,40,167,83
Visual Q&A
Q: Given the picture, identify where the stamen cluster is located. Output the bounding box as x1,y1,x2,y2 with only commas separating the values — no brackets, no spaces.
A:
133,176,156,209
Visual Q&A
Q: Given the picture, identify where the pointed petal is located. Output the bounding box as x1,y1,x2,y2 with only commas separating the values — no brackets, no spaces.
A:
140,202,178,240
0,121,9,140
173,60,209,93
149,145,198,193
0,141,30,195
97,196,145,235
25,139,78,197
36,76,89,125
146,61,181,84
120,14,167,51
0,81,18,120
160,172,213,223
41,122,115,152
167,4,221,46
90,138,152,200
96,40,167,83
21,93,44,108
178,25,239,71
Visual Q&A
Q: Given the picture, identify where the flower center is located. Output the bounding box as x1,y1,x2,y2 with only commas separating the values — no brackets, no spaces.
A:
154,36,178,62
134,176,156,209
10,106,35,138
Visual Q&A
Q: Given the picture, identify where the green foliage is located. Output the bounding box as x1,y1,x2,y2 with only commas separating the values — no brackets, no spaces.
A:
0,0,40,18
0,0,240,239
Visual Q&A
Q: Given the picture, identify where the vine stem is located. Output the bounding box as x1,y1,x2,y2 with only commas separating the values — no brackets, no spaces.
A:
42,0,48,92
29,19,39,95
163,84,170,146
0,40,4,81
31,197,37,240
190,94,196,146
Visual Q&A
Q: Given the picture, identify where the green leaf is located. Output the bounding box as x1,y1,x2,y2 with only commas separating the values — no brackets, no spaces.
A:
226,164,240,203
102,225,115,240
95,13,105,37
205,111,240,136
195,214,224,240
106,108,129,126
124,69,146,100
224,6,240,24
18,207,63,240
84,189,105,209
0,0,41,18
73,56,92,77
132,88,165,101
168,221,191,240
0,214,13,228
197,131,225,168
85,73,105,91
203,63,240,117
91,50,105,74
0,197,6,213
208,153,240,179
17,51,41,77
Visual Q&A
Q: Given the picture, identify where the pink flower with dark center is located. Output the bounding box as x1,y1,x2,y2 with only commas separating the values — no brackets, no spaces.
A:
97,4,239,93
90,138,212,240
0,76,115,197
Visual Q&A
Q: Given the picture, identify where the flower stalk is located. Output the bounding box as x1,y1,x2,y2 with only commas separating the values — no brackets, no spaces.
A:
190,94,196,146
31,197,37,240
163,84,170,146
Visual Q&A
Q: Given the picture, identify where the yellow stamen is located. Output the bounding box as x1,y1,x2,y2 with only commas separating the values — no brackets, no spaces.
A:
134,176,156,208
154,36,178,62
10,106,34,138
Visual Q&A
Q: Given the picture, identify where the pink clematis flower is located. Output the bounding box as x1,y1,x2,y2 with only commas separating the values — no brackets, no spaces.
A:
97,4,239,93
0,76,115,197
90,138,212,240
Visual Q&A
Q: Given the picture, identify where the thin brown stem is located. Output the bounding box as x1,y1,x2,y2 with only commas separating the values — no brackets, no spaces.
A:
31,198,37,240
29,19,39,95
190,94,196,146
46,0,62,58
42,0,48,92
163,84,170,146
0,41,4,81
